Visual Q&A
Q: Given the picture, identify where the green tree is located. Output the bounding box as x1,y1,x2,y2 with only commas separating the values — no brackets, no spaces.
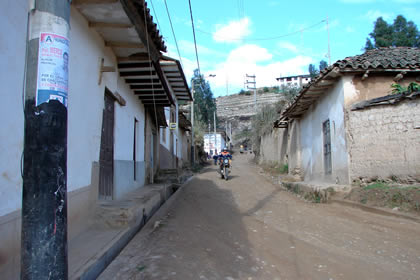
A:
191,69,217,125
308,64,319,78
365,15,420,50
319,60,328,71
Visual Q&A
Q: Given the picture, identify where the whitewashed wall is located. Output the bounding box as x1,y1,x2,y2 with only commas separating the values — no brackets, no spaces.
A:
299,78,350,184
69,6,147,198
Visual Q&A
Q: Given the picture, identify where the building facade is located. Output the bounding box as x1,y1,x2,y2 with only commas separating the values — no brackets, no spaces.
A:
276,74,311,88
0,0,191,278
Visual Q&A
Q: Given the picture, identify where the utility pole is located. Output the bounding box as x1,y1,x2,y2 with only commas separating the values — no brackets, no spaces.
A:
327,15,331,65
245,74,257,112
214,111,217,154
21,1,71,279
225,120,228,144
191,79,195,163
229,122,232,149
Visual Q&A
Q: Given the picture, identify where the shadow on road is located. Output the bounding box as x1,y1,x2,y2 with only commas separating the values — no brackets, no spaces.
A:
99,176,259,280
243,188,282,217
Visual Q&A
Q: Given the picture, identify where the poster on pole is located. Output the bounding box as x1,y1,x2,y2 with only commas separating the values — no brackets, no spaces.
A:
36,32,69,107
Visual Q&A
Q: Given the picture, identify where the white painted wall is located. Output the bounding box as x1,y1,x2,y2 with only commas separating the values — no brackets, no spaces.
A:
299,78,350,184
68,7,146,191
160,107,170,150
0,0,28,216
0,4,149,217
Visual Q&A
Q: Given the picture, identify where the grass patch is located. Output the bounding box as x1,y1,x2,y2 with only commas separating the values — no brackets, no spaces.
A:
363,181,390,190
191,163,204,173
275,164,288,174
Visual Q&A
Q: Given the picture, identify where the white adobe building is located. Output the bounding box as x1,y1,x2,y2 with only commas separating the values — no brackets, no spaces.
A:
276,74,312,88
0,0,191,278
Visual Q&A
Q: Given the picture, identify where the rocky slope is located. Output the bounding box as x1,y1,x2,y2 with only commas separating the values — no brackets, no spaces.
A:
216,91,284,146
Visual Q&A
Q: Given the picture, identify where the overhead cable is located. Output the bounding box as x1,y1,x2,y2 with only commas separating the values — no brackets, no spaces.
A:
198,19,326,42
188,0,201,76
163,0,184,68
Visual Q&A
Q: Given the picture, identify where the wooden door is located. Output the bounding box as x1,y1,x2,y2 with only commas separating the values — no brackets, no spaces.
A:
99,91,115,199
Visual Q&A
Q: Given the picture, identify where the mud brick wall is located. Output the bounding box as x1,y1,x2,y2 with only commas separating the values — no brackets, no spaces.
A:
259,128,288,165
347,98,420,182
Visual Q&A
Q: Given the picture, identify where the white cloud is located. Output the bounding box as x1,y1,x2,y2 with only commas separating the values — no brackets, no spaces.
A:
365,10,394,22
205,44,312,96
277,41,299,54
212,17,251,43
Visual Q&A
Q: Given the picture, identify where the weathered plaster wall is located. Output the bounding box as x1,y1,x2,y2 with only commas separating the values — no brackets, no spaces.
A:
287,120,302,176
0,6,150,277
345,74,418,108
259,128,288,166
347,98,420,181
180,129,191,167
299,78,350,184
69,6,147,196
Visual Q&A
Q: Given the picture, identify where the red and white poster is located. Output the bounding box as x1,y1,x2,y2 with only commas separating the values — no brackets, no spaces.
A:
36,32,69,107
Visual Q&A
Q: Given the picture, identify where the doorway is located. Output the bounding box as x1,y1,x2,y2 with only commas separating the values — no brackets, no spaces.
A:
99,90,115,199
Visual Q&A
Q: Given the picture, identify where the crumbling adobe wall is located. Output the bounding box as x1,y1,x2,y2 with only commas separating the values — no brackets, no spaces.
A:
259,127,288,166
347,98,420,182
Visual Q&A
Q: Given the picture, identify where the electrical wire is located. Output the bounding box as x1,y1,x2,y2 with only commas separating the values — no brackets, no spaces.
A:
143,1,159,130
188,0,201,76
198,19,326,42
163,0,184,68
149,0,162,33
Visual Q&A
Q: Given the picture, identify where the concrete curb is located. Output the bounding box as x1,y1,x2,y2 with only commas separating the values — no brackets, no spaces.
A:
330,199,420,223
73,176,193,280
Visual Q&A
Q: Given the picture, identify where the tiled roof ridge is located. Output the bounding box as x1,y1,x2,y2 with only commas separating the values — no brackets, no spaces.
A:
278,46,420,121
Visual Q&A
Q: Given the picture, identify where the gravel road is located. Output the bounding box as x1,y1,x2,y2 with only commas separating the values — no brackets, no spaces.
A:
99,153,420,280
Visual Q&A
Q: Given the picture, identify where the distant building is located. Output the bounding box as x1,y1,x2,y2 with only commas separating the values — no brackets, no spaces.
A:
276,74,311,88
204,132,228,155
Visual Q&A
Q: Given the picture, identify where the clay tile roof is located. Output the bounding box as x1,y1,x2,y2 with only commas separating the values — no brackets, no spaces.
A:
335,47,420,71
279,47,420,121
134,0,166,52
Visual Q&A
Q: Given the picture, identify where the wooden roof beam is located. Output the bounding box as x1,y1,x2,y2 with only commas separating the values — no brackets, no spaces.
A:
105,41,144,48
73,0,118,4
89,22,133,29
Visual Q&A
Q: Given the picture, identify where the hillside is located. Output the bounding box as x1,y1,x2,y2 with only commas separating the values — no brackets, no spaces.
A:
216,91,285,146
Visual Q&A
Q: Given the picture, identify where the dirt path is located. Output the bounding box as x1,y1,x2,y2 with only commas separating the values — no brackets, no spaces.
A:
99,153,420,280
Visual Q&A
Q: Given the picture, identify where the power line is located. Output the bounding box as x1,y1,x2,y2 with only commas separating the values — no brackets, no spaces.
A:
149,0,162,34
142,1,159,130
197,19,326,42
163,0,184,68
188,0,201,76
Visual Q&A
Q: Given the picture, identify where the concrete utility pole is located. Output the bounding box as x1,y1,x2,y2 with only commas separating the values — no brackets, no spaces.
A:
327,15,331,65
245,74,257,113
191,80,195,163
214,111,217,154
21,0,71,279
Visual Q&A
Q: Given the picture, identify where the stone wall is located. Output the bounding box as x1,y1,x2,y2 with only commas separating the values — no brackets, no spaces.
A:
347,98,420,182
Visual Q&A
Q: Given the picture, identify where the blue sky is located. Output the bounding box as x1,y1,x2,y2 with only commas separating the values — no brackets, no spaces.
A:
149,0,420,97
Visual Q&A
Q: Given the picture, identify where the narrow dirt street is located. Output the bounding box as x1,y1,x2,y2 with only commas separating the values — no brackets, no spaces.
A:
99,153,420,280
